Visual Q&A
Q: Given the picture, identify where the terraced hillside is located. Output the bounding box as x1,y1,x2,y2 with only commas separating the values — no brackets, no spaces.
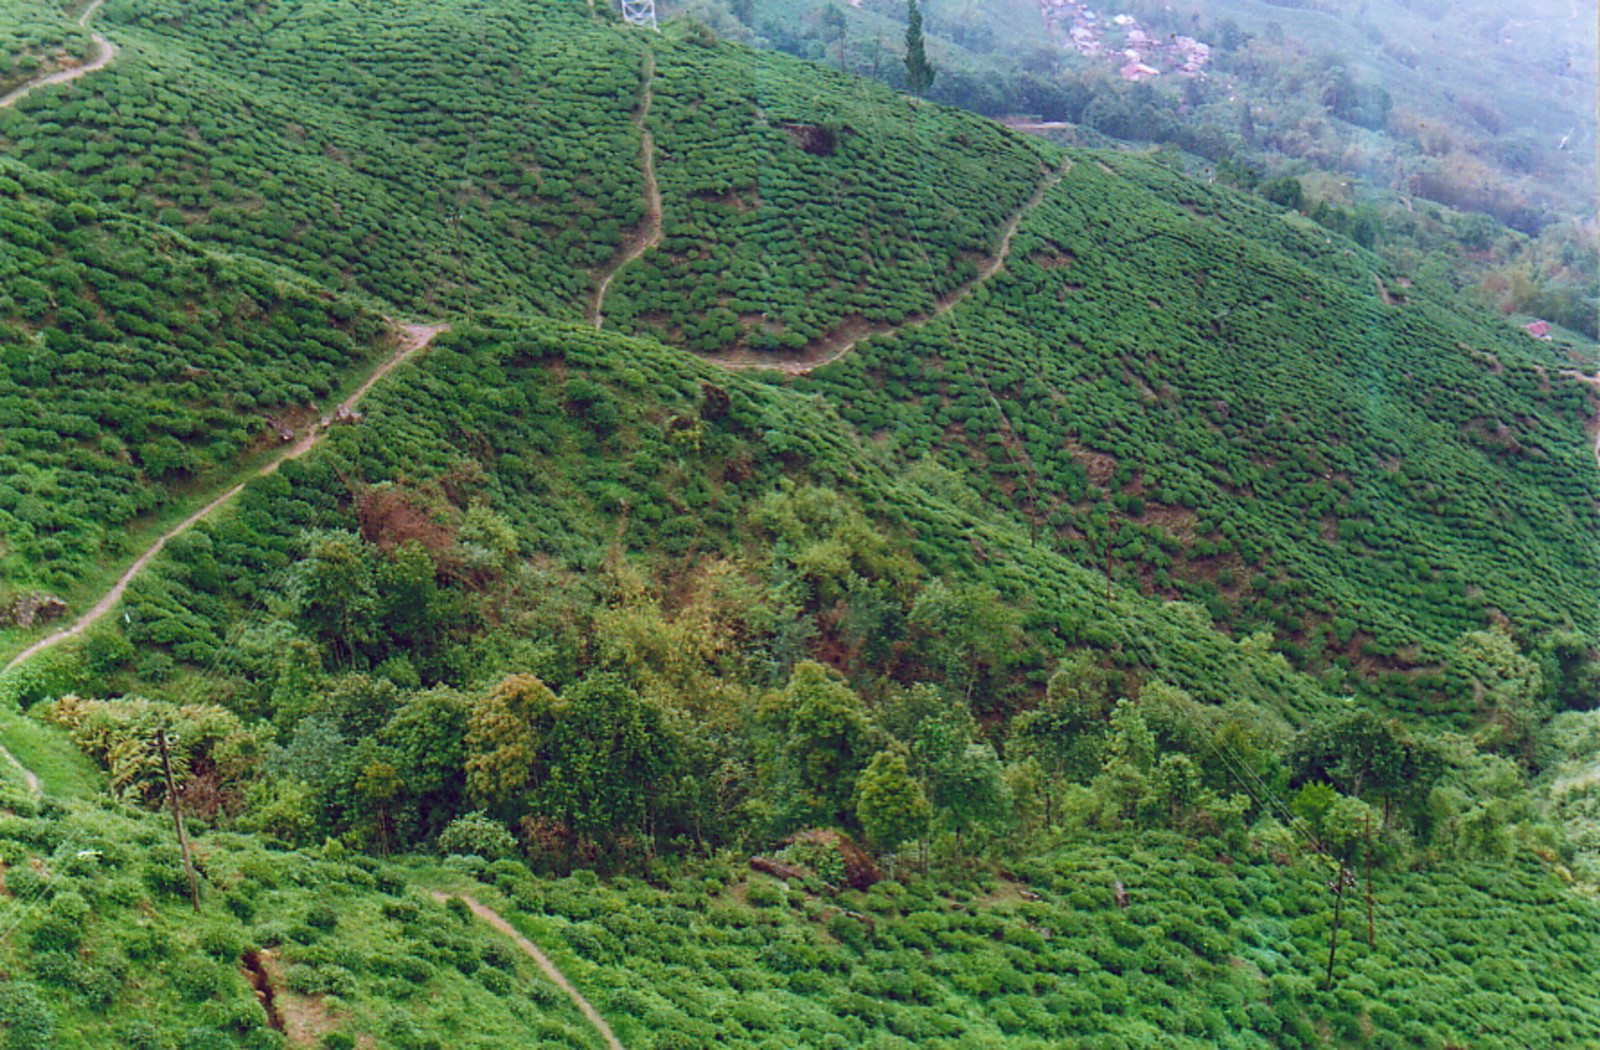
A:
3,0,1592,700
0,1,1598,1047
0,0,93,99
0,158,389,601
3,792,1599,1049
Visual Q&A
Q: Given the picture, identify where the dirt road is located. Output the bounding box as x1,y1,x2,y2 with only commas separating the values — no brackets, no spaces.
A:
0,0,116,111
588,51,661,330
2,322,448,675
431,892,625,1050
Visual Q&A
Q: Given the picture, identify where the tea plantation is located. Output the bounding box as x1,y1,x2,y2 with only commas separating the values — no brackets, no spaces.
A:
0,0,1597,1046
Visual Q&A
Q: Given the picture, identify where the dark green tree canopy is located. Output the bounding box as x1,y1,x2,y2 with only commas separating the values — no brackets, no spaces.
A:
903,0,935,96
1286,709,1444,808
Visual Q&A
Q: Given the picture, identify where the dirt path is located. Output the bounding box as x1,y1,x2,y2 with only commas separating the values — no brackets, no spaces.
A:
0,746,40,798
587,51,660,330
0,0,115,111
431,892,624,1050
703,159,1072,375
2,322,448,675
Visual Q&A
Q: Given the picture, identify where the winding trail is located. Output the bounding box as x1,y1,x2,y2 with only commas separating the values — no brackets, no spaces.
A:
0,747,40,798
704,159,1072,374
587,51,660,330
2,322,448,675
431,892,625,1050
0,0,116,111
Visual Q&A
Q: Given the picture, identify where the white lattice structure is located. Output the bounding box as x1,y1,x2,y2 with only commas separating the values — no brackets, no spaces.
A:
620,0,658,30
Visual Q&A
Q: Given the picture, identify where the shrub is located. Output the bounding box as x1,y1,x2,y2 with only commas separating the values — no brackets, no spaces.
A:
745,877,786,908
121,1020,164,1050
169,957,229,1002
437,813,517,860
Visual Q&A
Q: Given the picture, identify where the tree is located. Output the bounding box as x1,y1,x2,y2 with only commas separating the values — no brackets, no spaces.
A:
1012,652,1117,819
904,579,1022,706
289,530,379,659
465,672,680,861
762,661,875,829
1286,709,1443,823
1260,176,1304,212
383,686,470,841
855,750,931,852
932,741,1008,846
1452,628,1546,759
536,673,679,850
903,0,935,96
465,674,559,808
1541,630,1600,711
821,5,849,74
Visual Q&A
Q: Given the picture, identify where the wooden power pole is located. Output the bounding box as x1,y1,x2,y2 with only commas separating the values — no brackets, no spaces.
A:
155,729,202,913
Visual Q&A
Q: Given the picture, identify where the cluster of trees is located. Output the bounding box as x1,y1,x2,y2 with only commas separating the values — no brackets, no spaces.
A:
41,626,1576,888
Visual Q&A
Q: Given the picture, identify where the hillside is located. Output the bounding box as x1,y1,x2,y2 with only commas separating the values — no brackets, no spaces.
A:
0,157,389,605
0,791,1596,1049
3,0,1593,692
0,0,1598,1047
724,0,1600,340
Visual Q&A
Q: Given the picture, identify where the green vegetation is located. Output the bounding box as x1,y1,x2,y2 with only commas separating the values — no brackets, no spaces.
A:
0,704,99,797
2,794,1599,1049
733,0,1599,338
0,158,387,600
0,0,91,95
10,0,1584,682
796,150,1597,690
0,0,1595,1044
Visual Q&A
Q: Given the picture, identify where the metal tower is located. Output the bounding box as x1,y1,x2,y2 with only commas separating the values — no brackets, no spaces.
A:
620,0,658,30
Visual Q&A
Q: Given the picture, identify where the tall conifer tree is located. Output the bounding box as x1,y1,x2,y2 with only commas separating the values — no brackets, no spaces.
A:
904,0,934,95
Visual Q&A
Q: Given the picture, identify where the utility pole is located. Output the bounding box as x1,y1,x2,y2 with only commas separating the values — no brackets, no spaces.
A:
1324,863,1354,991
1104,523,1115,600
620,0,658,31
1364,817,1376,949
156,729,202,913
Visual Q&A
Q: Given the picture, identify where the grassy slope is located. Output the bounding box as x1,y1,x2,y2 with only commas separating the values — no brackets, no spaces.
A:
5,795,1599,1049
